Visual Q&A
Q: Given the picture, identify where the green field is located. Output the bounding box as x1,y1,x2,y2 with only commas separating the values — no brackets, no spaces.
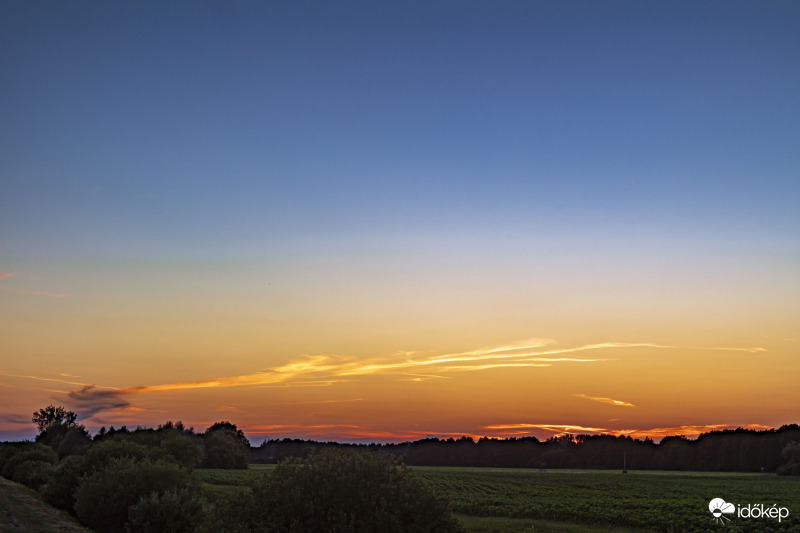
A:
197,466,800,532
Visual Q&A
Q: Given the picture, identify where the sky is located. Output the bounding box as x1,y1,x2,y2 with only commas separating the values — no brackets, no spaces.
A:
1,1,798,443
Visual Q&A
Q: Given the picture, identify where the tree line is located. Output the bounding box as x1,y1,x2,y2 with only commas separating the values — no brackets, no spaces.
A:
17,405,800,474
253,425,800,474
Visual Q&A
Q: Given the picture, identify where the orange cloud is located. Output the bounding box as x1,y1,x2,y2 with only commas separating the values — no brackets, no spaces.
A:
122,339,761,394
0,273,12,279
479,422,776,440
573,394,636,407
67,341,608,397
606,424,774,439
483,423,609,434
49,339,767,421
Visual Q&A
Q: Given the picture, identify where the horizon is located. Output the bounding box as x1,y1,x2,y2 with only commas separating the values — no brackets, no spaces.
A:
5,407,791,445
1,2,799,445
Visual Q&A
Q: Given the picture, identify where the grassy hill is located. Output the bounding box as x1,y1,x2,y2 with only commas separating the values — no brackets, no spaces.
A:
0,477,91,533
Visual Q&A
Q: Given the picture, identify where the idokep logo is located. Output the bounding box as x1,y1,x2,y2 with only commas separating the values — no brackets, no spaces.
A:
709,497,790,525
709,498,735,524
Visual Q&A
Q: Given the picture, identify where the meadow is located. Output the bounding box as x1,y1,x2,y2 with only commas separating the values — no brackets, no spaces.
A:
196,466,800,532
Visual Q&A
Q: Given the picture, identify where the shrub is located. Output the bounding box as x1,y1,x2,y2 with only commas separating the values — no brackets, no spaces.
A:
42,454,87,511
74,458,191,533
126,488,206,533
82,438,173,474
241,448,462,532
13,459,56,490
0,442,27,473
0,442,57,481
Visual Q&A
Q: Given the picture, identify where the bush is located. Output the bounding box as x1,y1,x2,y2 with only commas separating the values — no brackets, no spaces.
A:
13,459,55,491
126,488,206,533
0,442,27,473
74,458,191,533
241,449,462,532
42,454,87,511
41,436,185,516
0,442,57,481
82,438,173,474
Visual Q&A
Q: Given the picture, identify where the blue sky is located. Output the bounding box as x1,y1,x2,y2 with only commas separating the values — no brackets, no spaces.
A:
3,1,798,259
1,1,798,441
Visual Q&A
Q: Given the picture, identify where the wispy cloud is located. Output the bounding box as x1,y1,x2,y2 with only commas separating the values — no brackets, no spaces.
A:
0,273,12,279
396,373,449,382
122,406,167,413
118,339,761,394
81,339,605,396
51,338,766,419
607,424,774,439
287,398,363,406
0,371,118,390
483,423,609,434
573,393,636,407
479,422,775,440
1,414,32,425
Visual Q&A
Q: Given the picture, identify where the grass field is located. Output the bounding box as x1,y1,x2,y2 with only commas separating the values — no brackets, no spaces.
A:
197,466,800,532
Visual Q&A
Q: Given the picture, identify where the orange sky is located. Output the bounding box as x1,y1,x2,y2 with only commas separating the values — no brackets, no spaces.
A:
1,322,796,442
1,2,799,444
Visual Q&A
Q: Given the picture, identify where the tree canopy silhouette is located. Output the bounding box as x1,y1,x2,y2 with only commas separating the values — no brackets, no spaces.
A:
32,405,78,433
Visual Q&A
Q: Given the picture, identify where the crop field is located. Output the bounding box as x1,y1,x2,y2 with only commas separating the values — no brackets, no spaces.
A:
197,465,800,532
413,468,800,532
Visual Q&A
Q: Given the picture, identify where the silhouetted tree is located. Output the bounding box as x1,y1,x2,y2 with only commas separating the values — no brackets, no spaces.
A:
32,405,78,433
161,431,205,470
202,423,250,469
32,405,89,453
206,421,250,447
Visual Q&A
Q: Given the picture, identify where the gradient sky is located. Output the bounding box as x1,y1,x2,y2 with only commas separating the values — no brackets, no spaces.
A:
1,1,799,443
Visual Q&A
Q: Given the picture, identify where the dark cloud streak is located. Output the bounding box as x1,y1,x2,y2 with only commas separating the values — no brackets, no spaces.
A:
62,385,131,418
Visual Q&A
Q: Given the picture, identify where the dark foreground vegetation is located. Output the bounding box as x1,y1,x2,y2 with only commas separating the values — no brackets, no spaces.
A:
1,406,461,532
1,405,799,532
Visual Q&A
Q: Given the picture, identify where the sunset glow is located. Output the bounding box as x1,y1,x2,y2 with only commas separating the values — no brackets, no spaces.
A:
1,2,798,444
